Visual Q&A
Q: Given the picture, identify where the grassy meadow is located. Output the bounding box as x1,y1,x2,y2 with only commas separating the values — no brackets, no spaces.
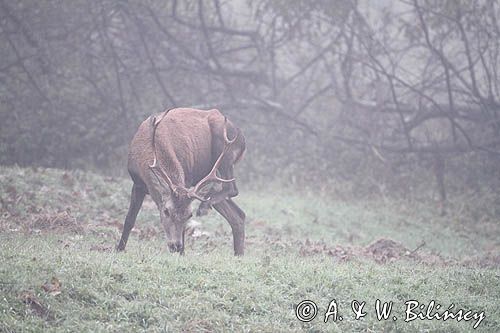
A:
0,166,499,332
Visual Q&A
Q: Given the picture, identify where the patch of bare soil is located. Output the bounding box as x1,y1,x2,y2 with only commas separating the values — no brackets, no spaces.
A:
296,237,500,268
297,237,457,266
364,238,448,265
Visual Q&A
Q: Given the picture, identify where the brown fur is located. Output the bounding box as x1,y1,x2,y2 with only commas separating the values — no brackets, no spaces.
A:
117,108,246,255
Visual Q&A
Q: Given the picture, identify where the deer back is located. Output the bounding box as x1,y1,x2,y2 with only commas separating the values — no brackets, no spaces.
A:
127,108,245,196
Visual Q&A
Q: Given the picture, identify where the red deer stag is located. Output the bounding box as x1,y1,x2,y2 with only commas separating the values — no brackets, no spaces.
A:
116,108,246,255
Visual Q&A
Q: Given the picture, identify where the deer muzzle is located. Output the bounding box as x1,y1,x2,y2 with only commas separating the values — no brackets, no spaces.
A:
168,241,184,254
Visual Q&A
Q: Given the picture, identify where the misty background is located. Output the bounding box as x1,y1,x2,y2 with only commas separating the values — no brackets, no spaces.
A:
1,0,499,210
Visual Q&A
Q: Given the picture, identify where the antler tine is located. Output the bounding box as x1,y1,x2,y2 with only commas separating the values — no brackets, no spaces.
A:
223,117,238,144
188,117,238,201
150,158,180,195
149,151,157,168
188,191,208,202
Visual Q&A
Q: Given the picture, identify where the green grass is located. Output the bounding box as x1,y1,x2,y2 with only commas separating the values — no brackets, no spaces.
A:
0,166,499,332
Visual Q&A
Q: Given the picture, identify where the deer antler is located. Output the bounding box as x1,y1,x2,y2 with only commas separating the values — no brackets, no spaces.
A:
187,117,238,201
150,155,179,195
149,112,179,195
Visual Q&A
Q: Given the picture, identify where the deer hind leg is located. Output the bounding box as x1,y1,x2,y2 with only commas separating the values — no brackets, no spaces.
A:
117,182,146,251
213,199,245,256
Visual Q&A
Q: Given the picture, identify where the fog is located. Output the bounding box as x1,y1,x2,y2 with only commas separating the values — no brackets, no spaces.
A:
1,0,499,205
1,2,500,331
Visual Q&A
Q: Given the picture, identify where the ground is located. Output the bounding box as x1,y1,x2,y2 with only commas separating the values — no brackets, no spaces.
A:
0,166,499,332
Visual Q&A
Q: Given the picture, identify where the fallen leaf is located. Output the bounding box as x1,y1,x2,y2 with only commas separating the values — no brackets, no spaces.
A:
41,276,62,296
58,239,72,249
61,172,74,187
20,291,51,318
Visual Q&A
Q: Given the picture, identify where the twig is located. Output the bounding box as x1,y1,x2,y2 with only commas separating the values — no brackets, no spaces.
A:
410,241,426,255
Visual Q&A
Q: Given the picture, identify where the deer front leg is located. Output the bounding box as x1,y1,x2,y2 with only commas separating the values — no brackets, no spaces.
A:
213,199,245,256
117,183,146,251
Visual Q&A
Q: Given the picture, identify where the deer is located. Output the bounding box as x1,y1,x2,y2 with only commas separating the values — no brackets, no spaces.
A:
116,107,246,255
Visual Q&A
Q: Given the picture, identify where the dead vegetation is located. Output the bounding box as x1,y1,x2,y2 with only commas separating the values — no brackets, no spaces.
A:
295,237,450,265
296,237,500,268
28,211,84,234
1,208,84,234
462,251,500,269
1,167,499,269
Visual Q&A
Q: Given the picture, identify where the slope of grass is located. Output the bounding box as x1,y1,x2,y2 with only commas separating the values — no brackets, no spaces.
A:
0,166,499,332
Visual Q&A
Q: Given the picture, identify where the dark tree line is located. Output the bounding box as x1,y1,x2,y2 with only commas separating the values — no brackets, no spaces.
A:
1,0,499,202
